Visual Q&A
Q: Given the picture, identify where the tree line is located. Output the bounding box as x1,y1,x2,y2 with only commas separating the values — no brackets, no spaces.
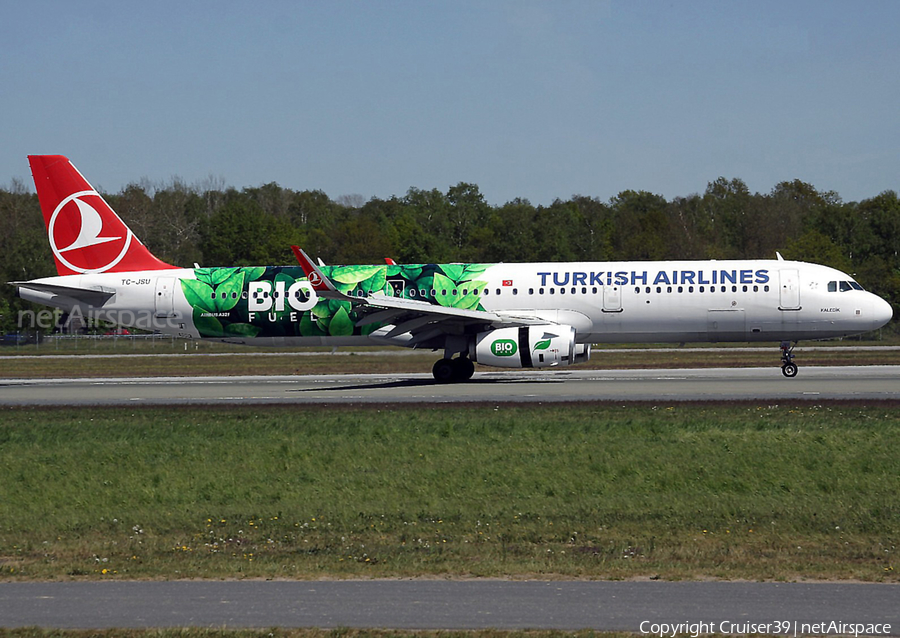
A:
1,175,898,332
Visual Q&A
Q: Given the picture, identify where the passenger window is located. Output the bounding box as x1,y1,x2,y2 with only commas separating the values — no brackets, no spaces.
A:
582,287,587,294
529,288,534,295
513,288,518,295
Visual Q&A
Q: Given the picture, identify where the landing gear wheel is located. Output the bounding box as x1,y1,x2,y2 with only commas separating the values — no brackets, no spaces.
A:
432,359,456,383
455,357,475,381
779,340,798,378
781,363,798,378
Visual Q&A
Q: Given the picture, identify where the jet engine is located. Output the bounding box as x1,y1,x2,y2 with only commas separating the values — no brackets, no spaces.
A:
471,325,590,368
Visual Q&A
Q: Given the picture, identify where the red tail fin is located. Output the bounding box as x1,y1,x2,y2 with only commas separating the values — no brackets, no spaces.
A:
28,155,177,275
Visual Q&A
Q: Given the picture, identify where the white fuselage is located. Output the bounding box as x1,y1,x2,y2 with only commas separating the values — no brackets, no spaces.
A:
17,259,893,347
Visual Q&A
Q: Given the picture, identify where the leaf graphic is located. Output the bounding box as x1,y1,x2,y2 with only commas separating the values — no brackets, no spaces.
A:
433,272,458,307
300,312,327,336
387,265,402,277
328,299,352,316
439,264,464,282
462,264,489,279
534,339,552,351
209,267,238,286
334,281,357,294
193,312,225,338
193,268,215,285
180,279,216,314
214,271,245,312
224,322,261,338
331,265,384,284
360,269,387,294
311,300,332,324
413,275,434,301
240,266,267,281
397,265,423,281
328,306,354,336
453,279,487,310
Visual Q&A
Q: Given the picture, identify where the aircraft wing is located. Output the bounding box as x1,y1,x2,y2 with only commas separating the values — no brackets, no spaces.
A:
291,246,547,345
12,281,115,307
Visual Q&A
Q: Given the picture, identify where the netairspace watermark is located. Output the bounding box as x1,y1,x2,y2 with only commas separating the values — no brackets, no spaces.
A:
640,620,892,637
17,306,186,331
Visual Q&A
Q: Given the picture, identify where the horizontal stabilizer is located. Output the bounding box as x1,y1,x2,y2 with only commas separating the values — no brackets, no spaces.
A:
13,281,115,306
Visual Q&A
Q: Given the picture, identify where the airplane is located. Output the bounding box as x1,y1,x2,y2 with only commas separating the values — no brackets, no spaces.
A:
13,155,894,382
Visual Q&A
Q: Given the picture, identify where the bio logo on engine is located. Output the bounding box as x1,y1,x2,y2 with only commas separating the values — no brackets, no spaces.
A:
491,339,517,356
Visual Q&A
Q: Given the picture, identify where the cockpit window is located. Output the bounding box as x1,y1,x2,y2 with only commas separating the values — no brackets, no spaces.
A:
830,280,864,292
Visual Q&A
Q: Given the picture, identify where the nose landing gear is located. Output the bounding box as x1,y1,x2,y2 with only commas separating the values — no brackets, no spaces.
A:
780,341,798,378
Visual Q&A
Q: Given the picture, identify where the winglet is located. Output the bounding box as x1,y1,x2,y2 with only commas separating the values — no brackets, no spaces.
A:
291,246,337,294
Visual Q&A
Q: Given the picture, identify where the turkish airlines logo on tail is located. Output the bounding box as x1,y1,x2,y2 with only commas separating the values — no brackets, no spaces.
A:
48,190,133,273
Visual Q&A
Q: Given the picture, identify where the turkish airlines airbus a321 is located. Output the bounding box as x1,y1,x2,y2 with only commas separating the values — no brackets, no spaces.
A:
14,155,894,381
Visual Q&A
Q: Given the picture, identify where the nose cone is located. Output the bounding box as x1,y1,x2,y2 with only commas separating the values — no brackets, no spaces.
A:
871,295,894,330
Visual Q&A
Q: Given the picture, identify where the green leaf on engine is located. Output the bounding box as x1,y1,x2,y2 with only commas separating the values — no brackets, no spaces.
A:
534,338,552,351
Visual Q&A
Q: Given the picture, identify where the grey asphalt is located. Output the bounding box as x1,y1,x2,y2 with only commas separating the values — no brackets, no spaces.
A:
0,580,898,631
1,366,899,405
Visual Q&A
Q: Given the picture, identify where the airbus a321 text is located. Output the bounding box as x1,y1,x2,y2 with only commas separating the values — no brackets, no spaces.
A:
14,155,894,381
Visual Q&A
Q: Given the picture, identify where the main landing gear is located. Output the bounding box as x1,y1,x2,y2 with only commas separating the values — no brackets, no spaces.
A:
780,340,798,378
432,356,475,383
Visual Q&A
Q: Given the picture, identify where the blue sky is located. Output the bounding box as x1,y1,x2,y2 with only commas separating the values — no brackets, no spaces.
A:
2,0,898,205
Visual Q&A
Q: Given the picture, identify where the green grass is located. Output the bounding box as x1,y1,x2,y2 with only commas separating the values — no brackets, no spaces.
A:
0,404,898,582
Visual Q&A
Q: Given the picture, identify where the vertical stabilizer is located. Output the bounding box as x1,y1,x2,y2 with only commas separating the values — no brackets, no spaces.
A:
28,155,177,275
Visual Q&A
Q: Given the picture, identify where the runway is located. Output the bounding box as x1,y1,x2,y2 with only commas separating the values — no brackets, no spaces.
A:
0,580,897,631
1,366,900,405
